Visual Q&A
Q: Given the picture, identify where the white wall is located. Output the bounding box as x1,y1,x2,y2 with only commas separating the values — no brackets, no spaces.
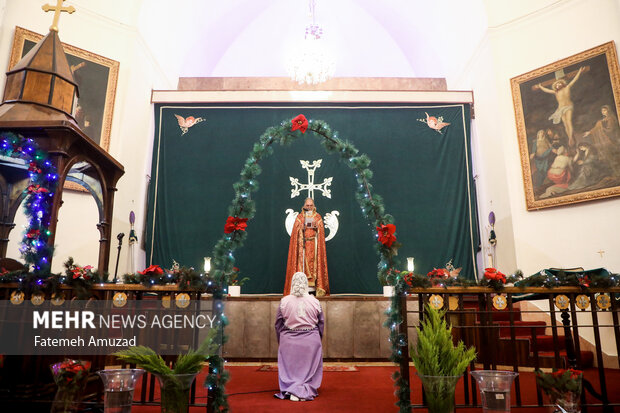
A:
1,0,620,280
0,0,171,275
458,0,620,276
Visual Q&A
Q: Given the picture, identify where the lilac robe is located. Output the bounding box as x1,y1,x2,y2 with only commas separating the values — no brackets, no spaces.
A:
274,294,324,400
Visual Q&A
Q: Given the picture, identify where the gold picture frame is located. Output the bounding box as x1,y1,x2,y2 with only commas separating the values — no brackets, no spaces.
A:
511,41,620,210
8,26,119,152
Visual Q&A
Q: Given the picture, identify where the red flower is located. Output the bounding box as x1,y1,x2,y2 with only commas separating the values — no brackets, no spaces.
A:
224,216,248,233
403,272,413,287
291,114,309,133
139,264,164,276
28,162,41,173
427,268,447,278
26,229,40,239
579,275,590,288
376,224,396,247
552,368,582,379
484,267,506,283
27,184,49,194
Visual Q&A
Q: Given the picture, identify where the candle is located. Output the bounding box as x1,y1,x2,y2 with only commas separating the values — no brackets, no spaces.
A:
486,254,493,269
204,257,211,273
407,257,414,272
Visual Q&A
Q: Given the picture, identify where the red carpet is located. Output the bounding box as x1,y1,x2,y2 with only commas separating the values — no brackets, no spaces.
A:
256,364,358,372
130,365,620,413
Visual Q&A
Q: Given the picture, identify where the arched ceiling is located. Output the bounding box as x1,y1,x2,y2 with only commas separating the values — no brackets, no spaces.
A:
136,0,489,84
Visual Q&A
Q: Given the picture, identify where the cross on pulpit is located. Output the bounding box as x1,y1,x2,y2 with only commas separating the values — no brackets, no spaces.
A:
42,0,76,32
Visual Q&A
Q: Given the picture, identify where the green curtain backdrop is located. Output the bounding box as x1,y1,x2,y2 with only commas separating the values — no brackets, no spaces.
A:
146,103,479,294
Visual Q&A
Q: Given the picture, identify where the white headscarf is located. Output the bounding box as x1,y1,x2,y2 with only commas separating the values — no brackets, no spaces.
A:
291,272,309,297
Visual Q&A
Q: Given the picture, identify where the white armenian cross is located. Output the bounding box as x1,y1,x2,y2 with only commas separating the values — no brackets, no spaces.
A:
289,159,333,199
286,159,339,241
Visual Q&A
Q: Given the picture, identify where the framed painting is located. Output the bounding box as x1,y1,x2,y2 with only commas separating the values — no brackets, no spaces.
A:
8,26,119,152
511,41,620,210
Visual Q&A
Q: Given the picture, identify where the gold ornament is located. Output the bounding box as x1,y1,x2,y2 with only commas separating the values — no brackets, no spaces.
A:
10,291,24,305
448,296,459,311
596,293,611,310
554,294,570,310
162,295,171,309
31,293,45,306
493,294,508,310
176,293,191,308
575,294,590,310
429,294,444,310
113,292,128,307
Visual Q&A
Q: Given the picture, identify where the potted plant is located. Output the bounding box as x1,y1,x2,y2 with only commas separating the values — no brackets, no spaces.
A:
50,359,91,413
228,267,249,297
410,304,477,413
535,368,583,413
113,330,218,413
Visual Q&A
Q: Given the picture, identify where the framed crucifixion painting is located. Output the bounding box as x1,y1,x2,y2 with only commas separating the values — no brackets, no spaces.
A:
511,41,620,210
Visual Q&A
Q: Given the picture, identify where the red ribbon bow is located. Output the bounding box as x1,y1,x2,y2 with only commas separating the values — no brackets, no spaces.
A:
291,114,309,133
224,216,248,233
139,264,164,276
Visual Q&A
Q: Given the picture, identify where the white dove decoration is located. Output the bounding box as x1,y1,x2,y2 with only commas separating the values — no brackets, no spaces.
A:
284,209,340,241
174,114,205,135
285,209,299,236
323,210,340,241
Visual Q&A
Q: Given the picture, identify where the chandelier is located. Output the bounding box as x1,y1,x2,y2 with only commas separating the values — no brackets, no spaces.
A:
286,0,335,85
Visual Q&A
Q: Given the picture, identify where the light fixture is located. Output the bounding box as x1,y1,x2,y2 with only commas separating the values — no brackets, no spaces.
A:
407,257,415,272
204,257,211,273
286,0,335,85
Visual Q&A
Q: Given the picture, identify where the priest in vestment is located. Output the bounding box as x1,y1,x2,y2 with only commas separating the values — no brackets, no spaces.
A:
284,198,329,296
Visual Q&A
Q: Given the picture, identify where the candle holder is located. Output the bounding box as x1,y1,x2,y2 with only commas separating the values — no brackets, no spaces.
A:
97,369,144,413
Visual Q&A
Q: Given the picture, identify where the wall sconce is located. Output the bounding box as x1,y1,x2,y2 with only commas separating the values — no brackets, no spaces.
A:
407,257,415,272
204,257,211,273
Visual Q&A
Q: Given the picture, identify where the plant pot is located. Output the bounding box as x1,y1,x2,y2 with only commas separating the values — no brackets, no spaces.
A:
545,374,582,413
50,359,91,413
470,370,518,412
549,388,581,413
228,285,241,297
155,373,198,413
417,374,461,413
383,286,394,297
97,369,144,413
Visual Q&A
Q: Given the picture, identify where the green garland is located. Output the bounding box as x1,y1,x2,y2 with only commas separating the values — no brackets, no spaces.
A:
207,115,406,411
0,132,58,290
122,265,221,292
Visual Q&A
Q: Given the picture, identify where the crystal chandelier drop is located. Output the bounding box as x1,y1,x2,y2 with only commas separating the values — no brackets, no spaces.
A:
286,0,335,85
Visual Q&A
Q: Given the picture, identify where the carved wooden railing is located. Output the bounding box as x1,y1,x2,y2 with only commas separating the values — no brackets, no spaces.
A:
0,283,218,412
398,286,620,412
1,284,619,411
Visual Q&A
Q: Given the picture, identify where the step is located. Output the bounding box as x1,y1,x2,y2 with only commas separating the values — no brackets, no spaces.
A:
500,334,565,352
537,350,594,369
495,320,548,338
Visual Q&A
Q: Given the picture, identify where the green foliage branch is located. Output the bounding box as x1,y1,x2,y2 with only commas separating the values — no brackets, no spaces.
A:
114,329,219,412
409,305,476,412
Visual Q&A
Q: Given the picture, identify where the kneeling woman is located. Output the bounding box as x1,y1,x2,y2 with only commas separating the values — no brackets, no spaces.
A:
274,272,324,401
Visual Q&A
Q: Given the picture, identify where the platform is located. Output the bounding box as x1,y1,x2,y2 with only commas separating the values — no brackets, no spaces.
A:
223,294,420,360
